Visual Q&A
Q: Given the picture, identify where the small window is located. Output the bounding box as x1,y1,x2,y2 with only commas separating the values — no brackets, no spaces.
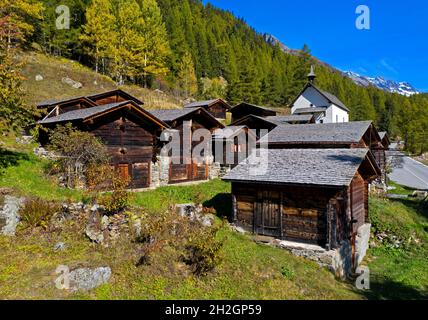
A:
336,115,338,123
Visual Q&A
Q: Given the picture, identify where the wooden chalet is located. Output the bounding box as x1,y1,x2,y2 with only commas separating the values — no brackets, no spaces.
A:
184,99,231,119
230,114,278,139
230,102,277,123
36,89,143,121
38,100,168,189
212,126,257,168
373,132,391,184
223,148,380,250
263,121,387,181
149,107,224,184
378,132,391,150
87,89,143,106
36,96,98,118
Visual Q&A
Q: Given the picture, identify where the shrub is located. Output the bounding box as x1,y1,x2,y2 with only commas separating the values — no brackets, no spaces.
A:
20,198,60,230
183,226,223,276
87,164,130,214
133,210,224,276
48,124,110,188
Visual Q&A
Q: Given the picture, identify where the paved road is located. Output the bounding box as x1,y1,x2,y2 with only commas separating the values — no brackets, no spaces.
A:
388,147,428,190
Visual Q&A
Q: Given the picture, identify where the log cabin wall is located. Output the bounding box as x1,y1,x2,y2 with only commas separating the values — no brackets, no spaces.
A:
167,118,216,183
231,182,345,246
348,172,366,234
372,147,386,181
88,111,156,188
231,108,276,123
207,102,228,119
90,94,128,106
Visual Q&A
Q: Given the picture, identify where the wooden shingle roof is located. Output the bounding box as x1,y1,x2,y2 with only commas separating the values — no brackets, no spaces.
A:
223,148,380,187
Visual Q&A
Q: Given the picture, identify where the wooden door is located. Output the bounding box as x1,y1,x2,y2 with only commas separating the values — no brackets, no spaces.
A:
118,163,129,181
254,191,282,238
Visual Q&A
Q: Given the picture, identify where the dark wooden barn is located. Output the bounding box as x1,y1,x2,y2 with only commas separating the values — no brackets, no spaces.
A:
87,89,144,106
36,90,143,120
223,148,380,250
230,102,277,123
372,132,391,184
184,99,231,119
212,125,257,168
149,107,224,184
378,132,391,150
38,101,168,189
263,121,387,183
230,114,278,139
36,96,98,119
264,121,381,149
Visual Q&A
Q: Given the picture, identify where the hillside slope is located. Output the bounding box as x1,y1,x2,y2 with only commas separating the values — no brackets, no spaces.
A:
19,51,180,110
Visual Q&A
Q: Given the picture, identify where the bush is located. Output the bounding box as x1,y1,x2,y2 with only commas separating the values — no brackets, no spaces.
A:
183,226,223,276
48,124,110,188
133,210,224,276
87,164,130,214
20,198,60,230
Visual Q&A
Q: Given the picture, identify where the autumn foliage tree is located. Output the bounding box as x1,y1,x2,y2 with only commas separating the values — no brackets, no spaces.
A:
0,0,41,134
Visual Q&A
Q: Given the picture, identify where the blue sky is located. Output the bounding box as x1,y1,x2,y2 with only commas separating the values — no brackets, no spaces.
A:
204,0,428,92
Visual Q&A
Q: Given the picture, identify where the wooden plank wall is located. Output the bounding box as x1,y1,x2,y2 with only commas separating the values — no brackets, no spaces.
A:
208,103,227,119
90,113,154,188
232,183,343,245
350,172,366,233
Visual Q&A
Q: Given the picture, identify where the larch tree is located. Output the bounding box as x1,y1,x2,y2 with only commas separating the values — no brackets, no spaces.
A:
0,0,43,50
80,0,116,73
136,0,170,87
109,0,146,84
177,52,198,98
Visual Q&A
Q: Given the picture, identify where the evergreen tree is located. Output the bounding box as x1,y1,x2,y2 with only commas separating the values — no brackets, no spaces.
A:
136,0,171,87
0,0,43,50
0,48,39,133
80,0,115,73
177,52,198,98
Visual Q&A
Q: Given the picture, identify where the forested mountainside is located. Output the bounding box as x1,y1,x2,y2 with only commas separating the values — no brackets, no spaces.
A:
1,0,427,152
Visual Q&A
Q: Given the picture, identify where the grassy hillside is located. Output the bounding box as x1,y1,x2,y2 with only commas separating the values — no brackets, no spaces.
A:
19,51,180,110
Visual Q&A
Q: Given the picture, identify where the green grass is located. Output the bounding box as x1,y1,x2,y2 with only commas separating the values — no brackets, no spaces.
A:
132,179,231,216
387,181,416,196
0,222,361,300
365,196,428,299
0,135,83,202
1,140,427,299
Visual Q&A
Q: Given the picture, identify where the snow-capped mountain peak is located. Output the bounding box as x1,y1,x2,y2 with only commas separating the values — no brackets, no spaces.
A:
344,71,419,97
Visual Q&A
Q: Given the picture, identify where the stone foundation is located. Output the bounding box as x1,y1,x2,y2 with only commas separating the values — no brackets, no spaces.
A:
268,223,372,280
150,156,171,188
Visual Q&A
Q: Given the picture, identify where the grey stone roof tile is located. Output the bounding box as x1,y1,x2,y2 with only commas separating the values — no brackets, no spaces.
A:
223,148,369,187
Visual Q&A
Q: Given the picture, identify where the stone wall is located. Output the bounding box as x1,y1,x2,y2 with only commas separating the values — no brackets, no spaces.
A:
355,223,371,266
150,156,170,188
268,223,371,280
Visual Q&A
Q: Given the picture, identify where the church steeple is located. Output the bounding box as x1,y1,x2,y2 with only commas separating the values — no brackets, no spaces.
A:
307,65,316,83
